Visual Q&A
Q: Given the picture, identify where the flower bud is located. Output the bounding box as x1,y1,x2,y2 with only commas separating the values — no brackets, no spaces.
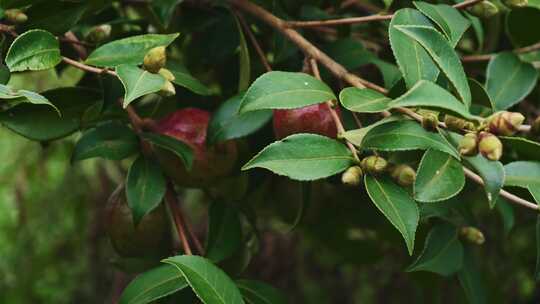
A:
444,115,475,132
143,46,167,73
478,131,503,161
86,24,112,43
158,68,175,82
158,80,176,97
390,164,416,187
460,226,485,245
467,0,499,18
502,0,528,8
361,155,388,174
421,111,439,131
487,111,525,136
5,9,28,24
459,133,478,156
341,166,363,187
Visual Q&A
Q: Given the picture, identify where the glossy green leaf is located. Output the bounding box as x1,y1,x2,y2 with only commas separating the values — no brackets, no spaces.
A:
396,25,471,106
458,248,487,304
163,255,245,304
365,175,419,255
362,120,460,158
339,87,392,113
0,87,100,141
72,122,139,161
236,280,288,304
85,33,179,67
0,84,58,113
207,93,272,144
206,202,243,263
413,2,470,47
504,161,540,204
126,156,167,225
415,149,465,202
168,63,211,96
6,29,61,72
242,133,354,181
340,116,401,147
500,136,540,161
469,78,493,109
389,9,439,89
140,133,193,170
407,223,463,276
485,52,538,110
392,81,475,120
238,71,336,113
119,264,188,304
117,65,166,107
23,1,88,35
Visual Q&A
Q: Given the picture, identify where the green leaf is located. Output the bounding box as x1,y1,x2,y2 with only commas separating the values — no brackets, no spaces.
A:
5,29,61,72
396,25,471,106
0,87,100,141
23,1,88,35
206,202,243,263
126,156,167,225
117,65,166,107
234,13,250,92
365,175,419,255
168,63,211,96
413,2,470,47
458,248,487,304
119,264,188,304
339,87,392,113
407,223,463,276
340,116,401,147
485,52,538,110
469,78,493,109
504,161,540,204
362,120,460,159
242,133,354,181
392,81,475,120
536,215,540,281
72,122,139,161
415,149,465,202
389,9,440,89
500,136,540,161
140,132,193,170
207,93,272,145
0,84,58,113
238,71,336,113
236,280,288,304
85,33,179,67
163,255,245,304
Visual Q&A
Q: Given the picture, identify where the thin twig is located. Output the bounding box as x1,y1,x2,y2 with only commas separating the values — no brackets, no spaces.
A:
236,12,272,72
165,187,193,255
310,58,360,162
231,0,539,212
462,41,540,62
64,32,88,60
287,0,483,28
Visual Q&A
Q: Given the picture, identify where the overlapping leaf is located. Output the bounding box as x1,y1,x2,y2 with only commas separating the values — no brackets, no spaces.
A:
415,149,465,202
6,29,61,72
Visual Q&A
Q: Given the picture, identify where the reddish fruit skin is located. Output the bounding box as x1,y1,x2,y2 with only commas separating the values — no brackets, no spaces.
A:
105,186,171,258
272,103,339,139
155,108,237,187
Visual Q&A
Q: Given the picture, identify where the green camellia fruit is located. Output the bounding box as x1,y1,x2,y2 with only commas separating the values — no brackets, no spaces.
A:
105,185,171,258
154,108,238,187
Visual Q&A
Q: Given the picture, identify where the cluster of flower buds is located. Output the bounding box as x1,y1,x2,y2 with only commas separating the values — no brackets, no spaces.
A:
390,164,416,187
444,115,475,132
85,24,112,43
486,111,525,136
4,9,27,24
419,110,439,131
158,68,176,97
458,131,503,161
467,0,499,18
142,46,176,97
460,226,485,245
342,155,417,188
361,155,388,174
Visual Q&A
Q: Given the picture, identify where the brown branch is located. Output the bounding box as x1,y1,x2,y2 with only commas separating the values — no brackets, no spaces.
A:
462,41,540,62
231,0,539,212
310,58,360,162
64,32,88,60
236,11,272,72
165,187,193,255
287,0,483,28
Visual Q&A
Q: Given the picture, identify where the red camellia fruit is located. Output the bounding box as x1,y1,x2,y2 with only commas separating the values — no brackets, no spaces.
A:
273,103,339,139
155,107,238,187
